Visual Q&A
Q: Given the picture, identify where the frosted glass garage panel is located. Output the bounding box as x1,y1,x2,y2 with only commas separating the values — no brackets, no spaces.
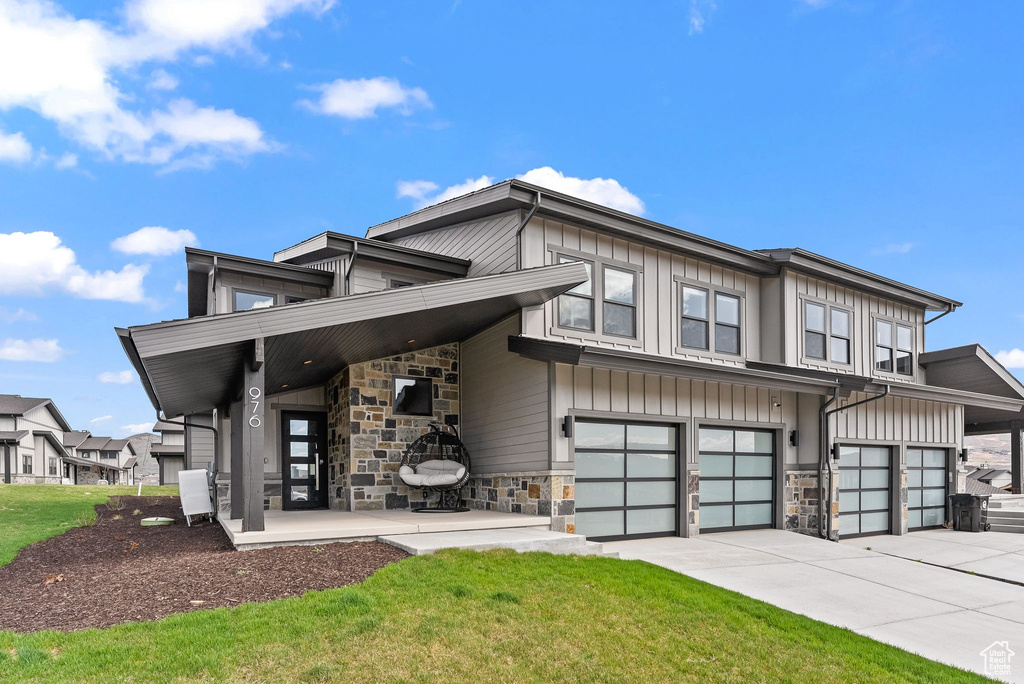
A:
576,482,624,509
628,452,675,478
735,455,772,477
861,470,889,489
701,480,732,503
627,425,675,450
575,423,624,449
576,453,623,479
921,508,944,527
839,492,859,513
923,450,946,467
861,448,890,467
735,431,773,454
699,429,733,452
922,489,945,507
923,470,945,487
734,479,772,502
576,511,623,538
839,470,860,489
841,514,860,534
700,506,732,529
699,454,732,477
626,481,675,507
908,470,922,488
734,503,772,526
860,490,889,511
907,449,922,467
909,490,922,508
860,512,889,533
627,508,675,535
908,510,922,529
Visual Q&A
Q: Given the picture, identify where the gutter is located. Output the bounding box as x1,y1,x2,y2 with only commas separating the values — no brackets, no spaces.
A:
818,384,891,541
925,304,955,325
515,190,542,269
157,411,220,481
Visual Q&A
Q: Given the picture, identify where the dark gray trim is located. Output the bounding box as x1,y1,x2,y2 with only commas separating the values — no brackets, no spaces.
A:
273,232,471,276
186,247,335,287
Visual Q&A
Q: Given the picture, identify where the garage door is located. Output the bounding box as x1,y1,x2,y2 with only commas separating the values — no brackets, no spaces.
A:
574,421,678,541
908,448,947,530
838,446,891,538
698,427,775,532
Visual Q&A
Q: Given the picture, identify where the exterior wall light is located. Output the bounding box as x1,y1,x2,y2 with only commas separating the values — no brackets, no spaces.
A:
960,448,969,463
562,415,574,438
831,443,841,462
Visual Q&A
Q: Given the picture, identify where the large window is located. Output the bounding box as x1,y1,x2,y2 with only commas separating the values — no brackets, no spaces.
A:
679,284,743,356
557,256,594,332
804,301,851,365
49,458,58,476
602,266,636,338
393,376,433,416
875,320,913,376
234,290,276,312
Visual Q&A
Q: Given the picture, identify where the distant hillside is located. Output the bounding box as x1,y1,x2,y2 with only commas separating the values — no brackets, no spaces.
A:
128,433,160,485
966,433,1011,469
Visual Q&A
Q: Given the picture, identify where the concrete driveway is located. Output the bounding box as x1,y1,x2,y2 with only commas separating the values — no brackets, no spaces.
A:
605,530,1024,681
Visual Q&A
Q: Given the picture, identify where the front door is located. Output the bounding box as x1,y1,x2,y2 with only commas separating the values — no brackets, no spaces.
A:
282,412,328,510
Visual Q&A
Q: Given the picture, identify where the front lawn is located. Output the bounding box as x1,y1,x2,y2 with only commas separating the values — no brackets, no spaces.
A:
0,548,987,683
0,484,179,566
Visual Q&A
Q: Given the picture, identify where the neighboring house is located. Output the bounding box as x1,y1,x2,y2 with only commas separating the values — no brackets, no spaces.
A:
0,394,72,485
66,436,137,486
967,467,1013,490
150,419,186,485
117,179,1024,543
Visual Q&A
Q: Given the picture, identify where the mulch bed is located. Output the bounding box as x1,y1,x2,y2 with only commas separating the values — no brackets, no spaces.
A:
0,496,409,633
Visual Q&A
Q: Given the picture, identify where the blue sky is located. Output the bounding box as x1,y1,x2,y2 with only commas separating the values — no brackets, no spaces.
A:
0,0,1022,436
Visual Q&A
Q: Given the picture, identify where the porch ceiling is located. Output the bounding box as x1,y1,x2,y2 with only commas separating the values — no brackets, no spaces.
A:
118,262,588,417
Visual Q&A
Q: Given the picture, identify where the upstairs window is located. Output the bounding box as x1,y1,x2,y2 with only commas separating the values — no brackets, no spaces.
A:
557,256,595,332
875,320,913,375
714,293,741,355
804,301,851,365
896,325,914,375
602,266,636,338
234,290,276,311
875,321,894,372
681,286,709,350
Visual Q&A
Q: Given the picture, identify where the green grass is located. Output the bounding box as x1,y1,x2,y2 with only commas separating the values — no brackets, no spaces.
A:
0,549,988,683
0,484,179,567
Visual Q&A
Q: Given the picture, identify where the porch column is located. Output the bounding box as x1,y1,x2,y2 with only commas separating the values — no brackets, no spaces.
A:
241,338,266,532
229,401,243,519
3,443,10,484
1012,421,1023,495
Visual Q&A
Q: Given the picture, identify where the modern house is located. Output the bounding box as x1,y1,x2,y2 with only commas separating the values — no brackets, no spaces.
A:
116,179,1024,546
63,435,137,486
150,419,186,485
0,394,72,485
967,467,1012,491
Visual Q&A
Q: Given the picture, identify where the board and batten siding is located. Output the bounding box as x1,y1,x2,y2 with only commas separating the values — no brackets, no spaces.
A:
831,393,963,447
460,315,550,473
784,270,926,383
520,217,761,366
390,210,521,278
185,412,215,472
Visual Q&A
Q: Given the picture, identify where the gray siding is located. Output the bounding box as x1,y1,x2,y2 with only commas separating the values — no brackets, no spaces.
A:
160,456,184,485
215,272,330,314
461,315,550,473
185,412,215,471
390,210,520,277
349,261,447,294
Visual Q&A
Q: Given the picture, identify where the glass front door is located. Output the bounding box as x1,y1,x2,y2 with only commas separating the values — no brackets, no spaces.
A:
282,412,328,510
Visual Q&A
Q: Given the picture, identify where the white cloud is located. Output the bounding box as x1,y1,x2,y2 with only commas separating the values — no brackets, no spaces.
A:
0,307,37,322
688,0,717,35
0,0,328,169
396,167,646,215
54,151,77,168
300,77,431,119
148,68,178,91
0,230,148,303
98,370,135,384
119,422,154,435
996,349,1024,369
111,226,198,256
0,338,66,362
0,130,32,163
89,414,113,423
872,242,914,255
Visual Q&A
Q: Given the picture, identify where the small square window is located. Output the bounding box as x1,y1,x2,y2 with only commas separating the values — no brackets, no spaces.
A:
393,376,433,416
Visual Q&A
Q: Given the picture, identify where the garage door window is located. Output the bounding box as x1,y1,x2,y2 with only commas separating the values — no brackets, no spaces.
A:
908,448,947,530
574,421,678,541
698,427,775,531
838,446,891,538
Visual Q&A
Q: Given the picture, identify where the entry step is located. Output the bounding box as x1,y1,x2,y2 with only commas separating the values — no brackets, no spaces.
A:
378,528,619,558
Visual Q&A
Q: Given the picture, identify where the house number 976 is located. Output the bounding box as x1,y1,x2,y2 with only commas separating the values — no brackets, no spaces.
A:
248,386,262,428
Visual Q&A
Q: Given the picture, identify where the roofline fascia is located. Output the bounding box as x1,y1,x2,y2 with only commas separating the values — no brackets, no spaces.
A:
185,247,335,287
32,430,70,458
273,232,471,275
116,327,163,413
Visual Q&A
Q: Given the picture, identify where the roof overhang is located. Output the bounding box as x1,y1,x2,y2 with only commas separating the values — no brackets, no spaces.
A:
32,430,70,458
273,232,471,276
367,180,779,276
62,455,125,470
118,262,589,417
150,443,185,456
508,337,842,396
920,344,1024,433
0,430,29,443
760,249,961,312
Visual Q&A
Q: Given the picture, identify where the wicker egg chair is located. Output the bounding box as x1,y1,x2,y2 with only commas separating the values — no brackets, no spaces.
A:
398,423,471,513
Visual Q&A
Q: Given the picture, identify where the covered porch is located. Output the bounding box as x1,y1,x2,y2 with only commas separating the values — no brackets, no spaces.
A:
219,507,551,550
117,262,588,539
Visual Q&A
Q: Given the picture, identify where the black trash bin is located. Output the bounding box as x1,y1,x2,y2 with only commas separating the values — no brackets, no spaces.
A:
949,493,991,532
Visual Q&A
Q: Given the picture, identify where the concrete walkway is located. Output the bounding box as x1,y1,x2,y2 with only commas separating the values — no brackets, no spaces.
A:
605,530,1024,681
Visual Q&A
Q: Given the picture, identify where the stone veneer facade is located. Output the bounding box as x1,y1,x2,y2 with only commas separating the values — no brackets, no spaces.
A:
327,344,460,511
783,470,820,536
465,473,576,533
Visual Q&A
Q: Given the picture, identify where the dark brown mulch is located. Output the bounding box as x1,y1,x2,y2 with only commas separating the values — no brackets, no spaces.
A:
0,496,409,633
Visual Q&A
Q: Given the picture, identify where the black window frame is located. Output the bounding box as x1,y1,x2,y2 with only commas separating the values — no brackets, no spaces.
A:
556,254,596,333
392,375,434,417
714,292,742,356
601,264,638,339
907,448,947,531
837,445,892,539
697,427,776,533
232,288,277,312
680,284,710,351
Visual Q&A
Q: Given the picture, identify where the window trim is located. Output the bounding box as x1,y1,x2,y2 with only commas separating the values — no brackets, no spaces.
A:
798,295,854,369
713,292,742,356
231,287,278,313
391,375,434,417
672,276,746,360
680,284,710,351
549,247,643,347
22,453,32,475
601,264,638,339
555,254,596,334
871,314,917,381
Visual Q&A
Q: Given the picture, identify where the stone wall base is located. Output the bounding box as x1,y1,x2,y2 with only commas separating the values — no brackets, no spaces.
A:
784,470,822,537
465,473,575,533
8,475,62,485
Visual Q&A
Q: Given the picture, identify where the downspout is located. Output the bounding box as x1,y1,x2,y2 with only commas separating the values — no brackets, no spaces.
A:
157,411,220,481
818,384,891,541
925,304,954,325
817,389,839,539
515,190,542,270
343,242,359,296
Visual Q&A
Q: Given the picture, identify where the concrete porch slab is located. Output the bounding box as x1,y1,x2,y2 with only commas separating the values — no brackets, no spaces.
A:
220,508,550,550
379,528,609,556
